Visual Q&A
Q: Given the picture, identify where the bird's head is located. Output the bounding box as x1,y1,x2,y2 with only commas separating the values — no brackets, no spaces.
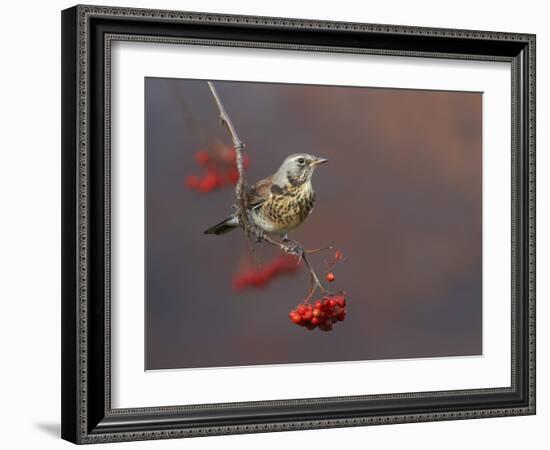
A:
275,153,328,187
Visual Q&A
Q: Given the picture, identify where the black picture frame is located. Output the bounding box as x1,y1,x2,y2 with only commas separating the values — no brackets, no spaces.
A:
61,4,536,444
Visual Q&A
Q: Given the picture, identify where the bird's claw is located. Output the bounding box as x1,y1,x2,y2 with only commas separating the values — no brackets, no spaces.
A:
254,227,264,242
282,241,303,258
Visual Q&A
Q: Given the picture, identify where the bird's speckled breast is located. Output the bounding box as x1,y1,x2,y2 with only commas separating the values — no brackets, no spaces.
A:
253,184,316,234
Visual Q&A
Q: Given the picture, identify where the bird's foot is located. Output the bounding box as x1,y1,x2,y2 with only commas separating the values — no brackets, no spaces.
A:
254,227,264,242
282,240,303,257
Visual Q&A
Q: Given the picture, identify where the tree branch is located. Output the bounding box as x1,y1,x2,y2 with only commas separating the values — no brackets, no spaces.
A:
207,82,250,230
207,81,332,301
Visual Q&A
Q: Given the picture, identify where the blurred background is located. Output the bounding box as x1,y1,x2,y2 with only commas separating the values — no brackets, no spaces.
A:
145,78,482,370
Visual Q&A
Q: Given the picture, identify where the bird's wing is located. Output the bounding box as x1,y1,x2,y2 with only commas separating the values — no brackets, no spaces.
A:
246,176,273,208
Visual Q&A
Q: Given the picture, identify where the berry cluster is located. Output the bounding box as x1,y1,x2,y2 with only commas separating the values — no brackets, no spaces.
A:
186,147,250,193
289,295,347,331
232,255,300,291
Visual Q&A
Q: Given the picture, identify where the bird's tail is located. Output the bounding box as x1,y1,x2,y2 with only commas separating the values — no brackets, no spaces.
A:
203,215,239,235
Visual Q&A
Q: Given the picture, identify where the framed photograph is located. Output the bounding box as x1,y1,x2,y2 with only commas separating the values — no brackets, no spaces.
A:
61,5,536,444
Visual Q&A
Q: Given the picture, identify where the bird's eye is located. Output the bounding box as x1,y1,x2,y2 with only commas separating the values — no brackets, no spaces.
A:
297,158,305,165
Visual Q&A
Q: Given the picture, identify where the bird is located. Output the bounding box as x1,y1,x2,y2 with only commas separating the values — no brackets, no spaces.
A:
204,153,328,238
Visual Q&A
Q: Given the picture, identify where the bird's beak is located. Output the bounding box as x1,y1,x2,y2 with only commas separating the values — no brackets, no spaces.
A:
313,157,328,166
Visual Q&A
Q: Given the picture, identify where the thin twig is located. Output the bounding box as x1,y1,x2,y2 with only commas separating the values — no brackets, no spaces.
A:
207,82,244,150
254,233,333,301
303,253,328,295
306,245,334,255
207,81,250,231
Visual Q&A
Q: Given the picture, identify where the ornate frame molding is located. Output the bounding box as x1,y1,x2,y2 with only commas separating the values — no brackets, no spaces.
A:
61,4,536,444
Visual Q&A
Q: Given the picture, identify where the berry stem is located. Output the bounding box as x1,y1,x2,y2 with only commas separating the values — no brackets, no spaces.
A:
305,245,334,255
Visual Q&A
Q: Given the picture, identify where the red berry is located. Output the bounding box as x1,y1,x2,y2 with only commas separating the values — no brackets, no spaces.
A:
334,250,344,261
226,168,239,184
289,312,302,324
204,170,222,186
253,273,268,286
290,296,348,331
223,148,237,162
326,272,335,282
195,151,210,166
197,178,212,192
233,255,300,291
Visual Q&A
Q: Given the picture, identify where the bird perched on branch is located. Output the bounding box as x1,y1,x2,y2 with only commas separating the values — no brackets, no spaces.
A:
204,153,328,238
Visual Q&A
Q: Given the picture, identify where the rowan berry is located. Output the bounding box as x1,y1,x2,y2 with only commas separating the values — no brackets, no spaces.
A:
195,151,210,166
